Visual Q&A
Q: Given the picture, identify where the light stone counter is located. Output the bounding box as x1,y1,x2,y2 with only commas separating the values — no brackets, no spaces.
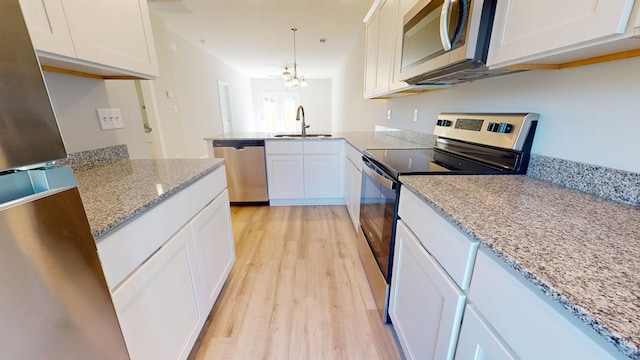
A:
204,130,437,153
399,174,640,358
73,158,225,239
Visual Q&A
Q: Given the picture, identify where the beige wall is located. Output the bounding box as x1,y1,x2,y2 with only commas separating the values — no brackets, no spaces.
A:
148,14,254,159
383,57,640,173
44,72,149,158
332,30,387,132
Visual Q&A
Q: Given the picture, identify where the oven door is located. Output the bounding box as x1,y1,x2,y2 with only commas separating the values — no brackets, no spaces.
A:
359,158,399,282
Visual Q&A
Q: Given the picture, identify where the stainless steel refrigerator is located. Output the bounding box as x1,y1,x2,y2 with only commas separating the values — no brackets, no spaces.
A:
0,1,130,358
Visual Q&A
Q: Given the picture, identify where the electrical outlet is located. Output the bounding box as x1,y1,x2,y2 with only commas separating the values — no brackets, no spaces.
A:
96,108,124,130
413,109,419,122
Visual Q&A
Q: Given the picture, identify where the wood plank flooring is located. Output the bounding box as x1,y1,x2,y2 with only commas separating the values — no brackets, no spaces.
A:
191,205,402,360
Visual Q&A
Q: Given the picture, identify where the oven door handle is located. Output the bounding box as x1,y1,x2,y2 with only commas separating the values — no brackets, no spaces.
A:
363,164,396,190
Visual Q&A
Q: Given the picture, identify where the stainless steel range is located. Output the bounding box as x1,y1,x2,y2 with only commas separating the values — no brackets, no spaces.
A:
358,112,539,322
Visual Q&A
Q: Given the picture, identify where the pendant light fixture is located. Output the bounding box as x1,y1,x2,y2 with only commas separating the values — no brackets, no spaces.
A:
283,28,308,87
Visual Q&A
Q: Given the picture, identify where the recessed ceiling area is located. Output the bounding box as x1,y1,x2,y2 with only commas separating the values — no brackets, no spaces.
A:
149,0,373,79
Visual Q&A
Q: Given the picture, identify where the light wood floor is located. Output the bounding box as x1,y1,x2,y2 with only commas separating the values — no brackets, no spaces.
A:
192,205,402,360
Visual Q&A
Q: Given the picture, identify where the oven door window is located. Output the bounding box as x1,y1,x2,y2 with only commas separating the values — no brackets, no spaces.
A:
359,167,397,280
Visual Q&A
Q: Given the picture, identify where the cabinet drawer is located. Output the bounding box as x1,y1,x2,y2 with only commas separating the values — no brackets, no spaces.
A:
97,189,191,290
187,168,226,215
398,189,478,290
345,142,364,169
469,249,621,359
304,139,343,154
266,140,303,154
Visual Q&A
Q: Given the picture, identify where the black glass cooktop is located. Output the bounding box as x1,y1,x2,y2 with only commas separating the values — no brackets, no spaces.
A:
364,147,517,180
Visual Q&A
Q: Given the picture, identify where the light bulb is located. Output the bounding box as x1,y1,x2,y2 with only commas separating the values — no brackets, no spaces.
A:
284,79,293,87
292,77,299,86
300,77,308,87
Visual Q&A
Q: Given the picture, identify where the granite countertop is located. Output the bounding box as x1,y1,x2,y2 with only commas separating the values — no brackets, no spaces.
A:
73,158,225,239
204,131,437,152
399,174,640,358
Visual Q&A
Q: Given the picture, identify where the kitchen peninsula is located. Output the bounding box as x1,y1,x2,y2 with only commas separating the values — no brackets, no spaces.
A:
64,146,234,360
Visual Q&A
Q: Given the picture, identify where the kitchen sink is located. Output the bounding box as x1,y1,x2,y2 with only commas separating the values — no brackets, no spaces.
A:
273,134,332,138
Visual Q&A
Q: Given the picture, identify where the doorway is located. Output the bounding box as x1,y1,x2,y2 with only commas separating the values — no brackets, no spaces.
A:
218,80,233,134
134,80,165,158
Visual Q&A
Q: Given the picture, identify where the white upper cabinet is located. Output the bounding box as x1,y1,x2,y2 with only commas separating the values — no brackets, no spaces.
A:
364,0,400,98
364,9,380,98
488,0,637,68
20,0,159,78
374,0,397,94
18,0,75,57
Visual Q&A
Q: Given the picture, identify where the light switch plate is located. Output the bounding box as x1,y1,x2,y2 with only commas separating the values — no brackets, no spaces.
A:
413,109,419,122
96,108,124,130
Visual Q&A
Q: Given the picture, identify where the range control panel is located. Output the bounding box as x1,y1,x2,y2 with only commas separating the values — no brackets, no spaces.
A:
435,118,514,133
433,113,539,151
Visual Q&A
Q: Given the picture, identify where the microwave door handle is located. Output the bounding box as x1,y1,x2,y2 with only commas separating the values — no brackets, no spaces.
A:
440,0,453,51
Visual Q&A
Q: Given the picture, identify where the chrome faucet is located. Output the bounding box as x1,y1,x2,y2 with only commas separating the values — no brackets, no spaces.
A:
296,105,310,136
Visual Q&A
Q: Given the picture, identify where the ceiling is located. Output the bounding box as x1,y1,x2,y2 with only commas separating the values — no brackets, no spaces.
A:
148,0,374,79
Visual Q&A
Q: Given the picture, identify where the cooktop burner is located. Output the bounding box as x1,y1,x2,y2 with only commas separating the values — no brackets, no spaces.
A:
364,148,442,177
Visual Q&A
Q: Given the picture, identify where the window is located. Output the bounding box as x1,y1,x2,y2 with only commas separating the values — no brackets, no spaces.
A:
255,92,300,132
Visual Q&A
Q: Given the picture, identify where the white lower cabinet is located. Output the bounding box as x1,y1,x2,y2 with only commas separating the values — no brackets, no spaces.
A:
455,305,516,360
304,154,341,198
457,249,623,360
344,143,363,231
389,220,466,360
191,190,235,312
266,154,304,200
98,168,234,360
265,140,344,205
111,226,202,360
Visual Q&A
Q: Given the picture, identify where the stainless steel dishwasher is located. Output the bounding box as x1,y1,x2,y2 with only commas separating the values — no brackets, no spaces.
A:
212,139,269,205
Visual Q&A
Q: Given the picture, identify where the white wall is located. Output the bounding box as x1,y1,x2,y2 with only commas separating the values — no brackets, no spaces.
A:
44,72,149,158
250,79,333,133
332,30,388,131
382,57,640,173
148,14,254,159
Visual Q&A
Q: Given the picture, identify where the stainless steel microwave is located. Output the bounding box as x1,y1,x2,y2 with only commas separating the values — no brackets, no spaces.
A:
398,0,517,85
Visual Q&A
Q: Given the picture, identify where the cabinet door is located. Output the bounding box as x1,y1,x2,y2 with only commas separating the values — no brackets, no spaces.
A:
488,0,635,67
364,10,380,98
304,154,342,198
389,221,466,360
266,154,304,199
191,190,235,313
344,156,354,214
19,0,75,57
111,226,203,360
468,249,621,359
59,0,158,76
455,305,516,360
375,0,397,94
344,157,362,231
